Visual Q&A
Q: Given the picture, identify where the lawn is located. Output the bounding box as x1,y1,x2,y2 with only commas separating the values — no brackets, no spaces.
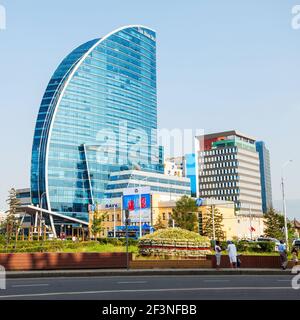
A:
0,240,139,254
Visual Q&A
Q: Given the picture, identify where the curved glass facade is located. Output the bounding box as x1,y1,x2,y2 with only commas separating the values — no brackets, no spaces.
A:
31,26,162,222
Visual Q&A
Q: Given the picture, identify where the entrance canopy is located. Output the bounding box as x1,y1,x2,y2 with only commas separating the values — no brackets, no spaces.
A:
20,205,89,226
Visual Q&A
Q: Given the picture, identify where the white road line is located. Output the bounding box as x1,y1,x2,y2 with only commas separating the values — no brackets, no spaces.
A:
12,284,49,288
117,281,147,284
0,286,294,299
203,280,230,282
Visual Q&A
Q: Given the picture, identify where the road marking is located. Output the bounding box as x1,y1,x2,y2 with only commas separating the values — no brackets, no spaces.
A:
0,286,294,299
117,281,147,284
203,280,230,282
12,284,49,288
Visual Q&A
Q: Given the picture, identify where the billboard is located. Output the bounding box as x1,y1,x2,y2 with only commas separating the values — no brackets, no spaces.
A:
122,187,151,223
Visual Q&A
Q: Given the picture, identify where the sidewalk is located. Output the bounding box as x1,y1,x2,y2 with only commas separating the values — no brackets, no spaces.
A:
5,268,293,278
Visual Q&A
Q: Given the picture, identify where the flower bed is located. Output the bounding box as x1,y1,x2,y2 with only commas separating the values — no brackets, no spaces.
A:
138,228,211,258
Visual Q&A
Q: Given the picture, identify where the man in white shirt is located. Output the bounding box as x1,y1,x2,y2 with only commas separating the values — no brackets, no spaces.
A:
227,241,237,268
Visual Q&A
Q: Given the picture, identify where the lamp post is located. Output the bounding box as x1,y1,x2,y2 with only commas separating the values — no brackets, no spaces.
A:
138,176,149,238
249,204,253,240
281,160,293,251
113,204,117,238
39,192,46,236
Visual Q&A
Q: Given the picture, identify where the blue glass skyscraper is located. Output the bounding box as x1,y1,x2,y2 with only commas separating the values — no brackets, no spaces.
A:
31,26,162,223
256,141,273,213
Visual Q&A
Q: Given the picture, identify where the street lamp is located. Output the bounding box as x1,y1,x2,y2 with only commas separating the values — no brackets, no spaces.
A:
281,160,293,251
137,176,149,239
37,192,47,236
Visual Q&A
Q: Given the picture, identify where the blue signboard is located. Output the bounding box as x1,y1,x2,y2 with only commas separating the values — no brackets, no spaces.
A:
122,193,151,211
195,198,203,207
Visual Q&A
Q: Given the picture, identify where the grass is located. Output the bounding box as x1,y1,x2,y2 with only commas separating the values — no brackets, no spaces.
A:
0,240,138,254
0,240,295,259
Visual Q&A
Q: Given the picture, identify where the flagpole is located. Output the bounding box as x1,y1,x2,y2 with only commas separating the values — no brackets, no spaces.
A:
249,204,253,240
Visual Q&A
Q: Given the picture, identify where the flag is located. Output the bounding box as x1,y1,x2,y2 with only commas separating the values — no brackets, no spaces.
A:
250,226,256,232
128,199,135,211
141,196,147,209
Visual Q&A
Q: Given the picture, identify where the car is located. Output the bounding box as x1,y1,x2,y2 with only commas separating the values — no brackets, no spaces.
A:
238,239,256,243
256,237,281,251
292,239,300,248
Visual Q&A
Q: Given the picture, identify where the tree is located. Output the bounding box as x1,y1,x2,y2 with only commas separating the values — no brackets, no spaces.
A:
202,206,224,240
171,196,198,232
154,214,166,230
264,208,292,241
4,188,21,243
91,211,107,239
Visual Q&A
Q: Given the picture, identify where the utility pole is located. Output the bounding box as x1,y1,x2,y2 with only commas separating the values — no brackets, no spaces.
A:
139,190,142,239
282,160,292,251
211,200,216,243
125,209,130,271
249,204,253,240
113,204,116,238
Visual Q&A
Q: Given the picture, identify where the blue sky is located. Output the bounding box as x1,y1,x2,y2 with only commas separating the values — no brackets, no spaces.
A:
0,0,299,218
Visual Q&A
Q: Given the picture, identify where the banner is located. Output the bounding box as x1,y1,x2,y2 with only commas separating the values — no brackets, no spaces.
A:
122,187,151,223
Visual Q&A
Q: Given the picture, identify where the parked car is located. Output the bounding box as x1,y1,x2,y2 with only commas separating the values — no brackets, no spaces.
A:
292,239,300,249
256,237,280,251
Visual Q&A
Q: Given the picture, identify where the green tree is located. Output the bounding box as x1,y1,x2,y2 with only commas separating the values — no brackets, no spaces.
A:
91,211,107,239
171,196,198,232
154,214,166,230
264,208,292,241
202,206,224,240
4,188,21,243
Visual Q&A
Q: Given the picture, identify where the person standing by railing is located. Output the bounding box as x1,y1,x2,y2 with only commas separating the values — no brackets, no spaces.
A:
226,241,237,269
215,240,222,270
278,240,288,270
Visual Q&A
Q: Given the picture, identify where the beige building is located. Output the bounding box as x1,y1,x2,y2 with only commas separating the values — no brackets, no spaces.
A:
153,198,265,241
164,159,183,177
89,195,265,240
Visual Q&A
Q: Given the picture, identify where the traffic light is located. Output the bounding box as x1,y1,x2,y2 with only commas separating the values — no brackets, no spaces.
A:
125,210,130,226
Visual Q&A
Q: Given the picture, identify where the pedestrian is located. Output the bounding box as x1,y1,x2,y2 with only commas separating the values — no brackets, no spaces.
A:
291,247,299,267
236,254,242,268
226,241,237,268
215,240,222,270
278,240,288,270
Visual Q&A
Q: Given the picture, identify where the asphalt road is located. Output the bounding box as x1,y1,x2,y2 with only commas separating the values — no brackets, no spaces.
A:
0,275,299,300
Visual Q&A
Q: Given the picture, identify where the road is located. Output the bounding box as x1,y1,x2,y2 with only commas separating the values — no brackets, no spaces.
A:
0,274,299,300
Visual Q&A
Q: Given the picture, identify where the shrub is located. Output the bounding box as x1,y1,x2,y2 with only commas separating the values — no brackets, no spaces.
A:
236,241,275,253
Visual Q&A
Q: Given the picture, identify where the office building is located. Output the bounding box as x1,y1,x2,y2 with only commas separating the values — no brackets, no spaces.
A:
198,130,263,216
256,141,273,213
28,25,191,235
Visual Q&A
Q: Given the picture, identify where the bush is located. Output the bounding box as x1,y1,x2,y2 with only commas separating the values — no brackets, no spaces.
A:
236,241,274,253
96,238,138,246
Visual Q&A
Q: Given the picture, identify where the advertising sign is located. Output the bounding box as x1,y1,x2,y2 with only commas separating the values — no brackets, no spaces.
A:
122,187,151,223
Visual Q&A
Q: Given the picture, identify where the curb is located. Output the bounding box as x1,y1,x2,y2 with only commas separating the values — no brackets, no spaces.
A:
5,268,293,279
